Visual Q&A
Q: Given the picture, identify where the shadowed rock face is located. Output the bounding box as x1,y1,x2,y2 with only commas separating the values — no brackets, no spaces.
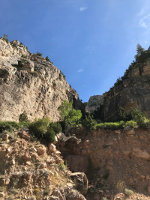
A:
0,38,83,121
101,52,150,121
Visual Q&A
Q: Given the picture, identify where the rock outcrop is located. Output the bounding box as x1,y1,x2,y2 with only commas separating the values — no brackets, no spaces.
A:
0,38,82,122
85,95,104,113
101,50,150,121
57,127,150,199
0,129,87,200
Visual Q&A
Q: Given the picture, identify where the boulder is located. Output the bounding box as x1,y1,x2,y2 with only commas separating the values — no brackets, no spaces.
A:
70,172,88,195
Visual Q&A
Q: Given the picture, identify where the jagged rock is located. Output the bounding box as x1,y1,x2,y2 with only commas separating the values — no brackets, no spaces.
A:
86,95,104,113
19,131,30,140
37,146,46,156
100,52,150,121
70,172,88,195
49,196,59,200
49,144,57,153
0,38,83,122
65,188,86,200
0,130,87,199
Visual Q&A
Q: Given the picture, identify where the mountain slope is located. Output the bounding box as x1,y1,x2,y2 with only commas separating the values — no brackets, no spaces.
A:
0,38,82,122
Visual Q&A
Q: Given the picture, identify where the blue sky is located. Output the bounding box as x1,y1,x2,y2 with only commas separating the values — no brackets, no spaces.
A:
1,0,150,102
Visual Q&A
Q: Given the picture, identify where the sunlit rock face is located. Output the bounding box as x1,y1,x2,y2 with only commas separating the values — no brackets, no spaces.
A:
0,38,82,121
97,50,150,122
86,95,104,113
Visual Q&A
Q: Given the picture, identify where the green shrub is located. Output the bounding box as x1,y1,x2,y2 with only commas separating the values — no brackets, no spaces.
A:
19,111,28,122
59,100,82,129
96,121,125,130
2,34,9,43
29,117,50,138
0,121,20,133
131,109,149,128
50,122,62,134
45,126,55,143
45,56,50,62
125,120,138,128
44,122,62,143
82,115,97,131
36,52,42,56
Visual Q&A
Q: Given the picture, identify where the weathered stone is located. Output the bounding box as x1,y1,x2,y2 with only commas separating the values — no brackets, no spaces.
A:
19,131,30,140
49,144,57,153
65,188,86,200
70,172,88,195
0,38,83,122
132,148,150,160
66,155,89,173
37,146,46,156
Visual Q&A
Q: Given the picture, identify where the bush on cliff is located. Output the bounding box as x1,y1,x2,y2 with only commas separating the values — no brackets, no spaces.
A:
59,100,82,129
29,117,62,142
29,117,50,138
131,109,149,128
82,114,97,131
19,111,29,122
0,121,20,133
96,120,138,130
96,121,125,130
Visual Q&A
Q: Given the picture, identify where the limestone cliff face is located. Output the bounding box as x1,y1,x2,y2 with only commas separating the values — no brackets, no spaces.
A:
0,38,82,122
100,50,150,121
85,95,104,113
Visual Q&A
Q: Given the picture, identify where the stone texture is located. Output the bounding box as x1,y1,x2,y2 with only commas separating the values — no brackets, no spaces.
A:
0,38,83,122
70,172,88,195
90,50,150,121
86,95,104,113
0,129,87,200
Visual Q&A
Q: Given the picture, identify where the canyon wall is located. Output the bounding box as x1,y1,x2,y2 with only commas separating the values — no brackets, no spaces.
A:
0,38,82,122
57,127,150,198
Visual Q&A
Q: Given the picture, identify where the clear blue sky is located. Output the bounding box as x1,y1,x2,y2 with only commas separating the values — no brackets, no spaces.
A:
1,0,150,102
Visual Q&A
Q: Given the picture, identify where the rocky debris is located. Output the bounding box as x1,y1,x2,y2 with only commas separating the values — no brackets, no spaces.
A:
0,38,83,122
37,146,46,156
19,130,31,140
70,172,88,195
0,130,87,199
114,192,150,200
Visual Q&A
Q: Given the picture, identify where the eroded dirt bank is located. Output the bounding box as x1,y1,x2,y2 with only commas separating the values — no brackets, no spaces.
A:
57,127,150,199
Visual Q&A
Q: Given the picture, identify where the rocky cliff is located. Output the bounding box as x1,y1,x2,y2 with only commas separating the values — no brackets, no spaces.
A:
0,38,82,122
57,127,150,200
0,129,88,200
85,95,104,113
90,49,150,122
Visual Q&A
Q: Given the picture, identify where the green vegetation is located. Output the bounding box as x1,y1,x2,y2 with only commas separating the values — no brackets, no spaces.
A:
59,100,82,129
131,109,149,128
0,121,20,133
36,52,42,56
45,56,51,62
2,34,9,43
136,44,145,57
82,114,97,131
19,111,28,122
29,117,50,138
0,121,30,133
45,122,62,143
96,120,138,130
29,117,62,143
58,100,149,132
